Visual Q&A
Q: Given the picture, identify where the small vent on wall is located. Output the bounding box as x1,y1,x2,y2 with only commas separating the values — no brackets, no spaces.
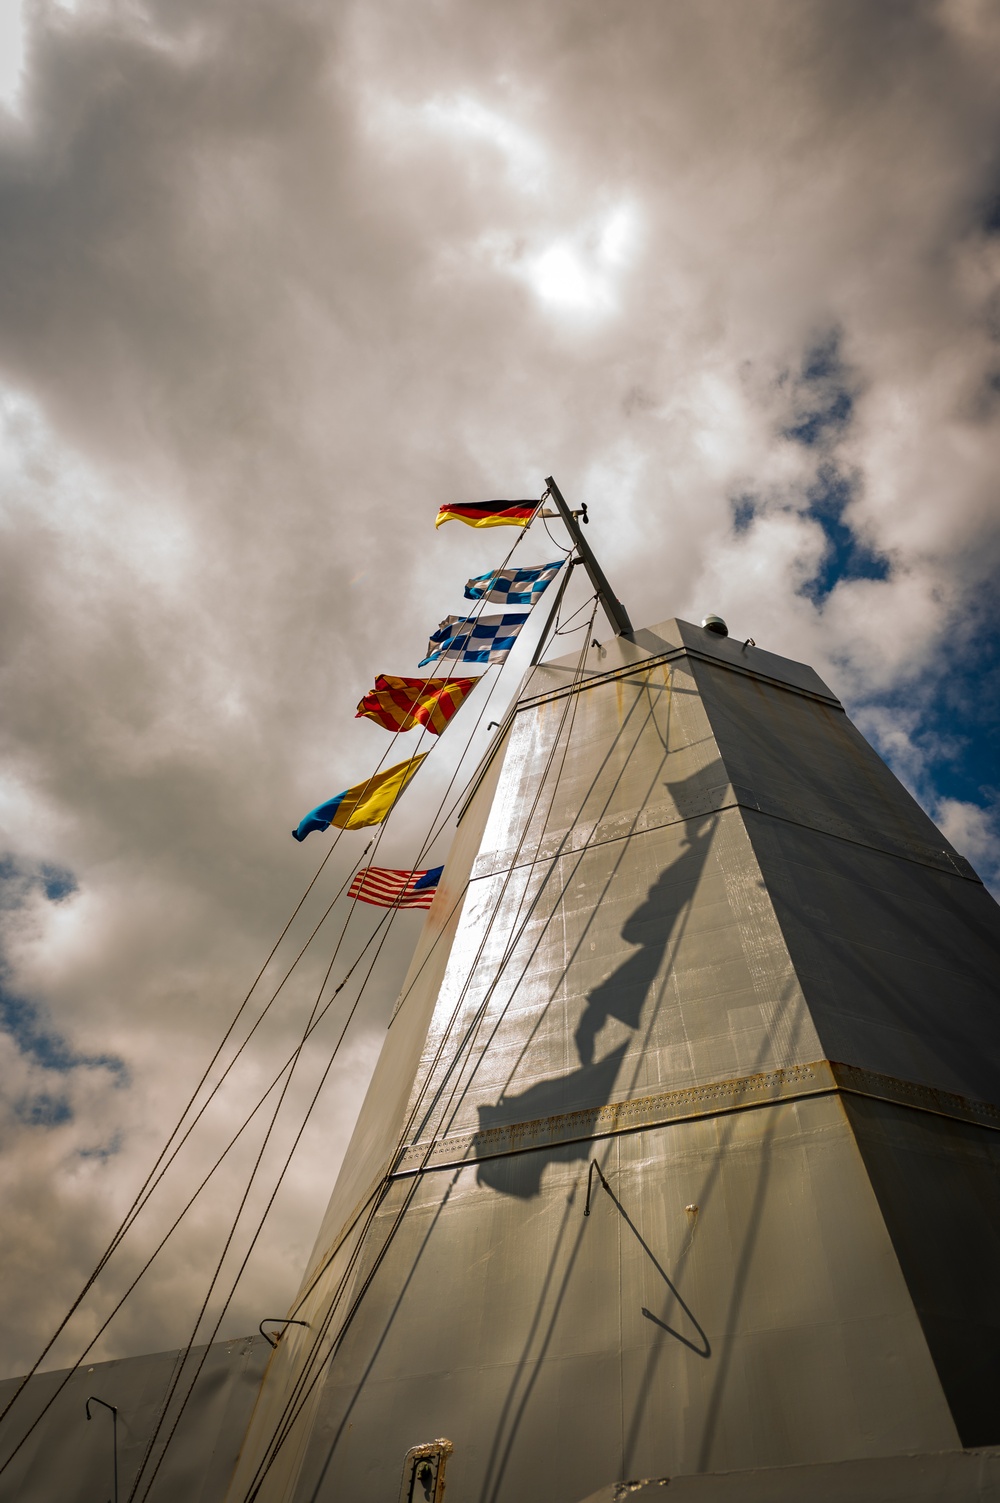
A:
399,1439,454,1503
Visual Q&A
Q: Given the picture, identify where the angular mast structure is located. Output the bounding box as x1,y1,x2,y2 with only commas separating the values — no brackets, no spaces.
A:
223,500,1000,1503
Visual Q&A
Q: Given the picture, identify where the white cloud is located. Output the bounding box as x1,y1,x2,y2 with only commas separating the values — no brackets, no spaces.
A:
0,0,998,1387
935,796,1000,889
0,0,24,112
521,203,639,316
421,94,549,192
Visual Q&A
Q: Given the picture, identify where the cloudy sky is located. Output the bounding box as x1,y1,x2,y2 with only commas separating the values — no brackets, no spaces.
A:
0,0,998,1381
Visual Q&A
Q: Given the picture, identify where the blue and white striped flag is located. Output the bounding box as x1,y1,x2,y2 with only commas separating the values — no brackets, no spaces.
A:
419,613,528,667
464,559,564,606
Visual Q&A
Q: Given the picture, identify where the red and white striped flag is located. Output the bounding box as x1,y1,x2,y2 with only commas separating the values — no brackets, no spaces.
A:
347,864,443,910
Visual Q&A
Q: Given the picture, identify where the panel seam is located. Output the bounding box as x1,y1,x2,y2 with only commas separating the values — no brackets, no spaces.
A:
471,796,981,885
518,645,842,712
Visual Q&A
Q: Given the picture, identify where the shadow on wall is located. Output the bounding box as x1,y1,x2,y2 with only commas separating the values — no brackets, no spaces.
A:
304,756,733,1498
589,1159,711,1358
475,782,720,1199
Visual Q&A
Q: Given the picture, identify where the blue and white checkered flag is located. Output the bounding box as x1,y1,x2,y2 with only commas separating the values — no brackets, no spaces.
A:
464,559,564,606
419,613,528,667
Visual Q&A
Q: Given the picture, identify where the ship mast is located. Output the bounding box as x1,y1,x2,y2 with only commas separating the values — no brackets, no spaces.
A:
544,475,634,638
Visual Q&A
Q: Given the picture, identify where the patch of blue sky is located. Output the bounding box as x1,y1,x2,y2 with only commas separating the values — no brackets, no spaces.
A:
799,464,890,604
734,331,887,600
730,325,996,883
848,579,1000,896
731,494,756,534
17,1092,73,1128
0,855,30,908
781,330,856,449
0,854,77,907
0,854,128,1126
865,601,1000,816
729,468,890,604
79,1132,123,1162
0,986,128,1084
41,864,77,903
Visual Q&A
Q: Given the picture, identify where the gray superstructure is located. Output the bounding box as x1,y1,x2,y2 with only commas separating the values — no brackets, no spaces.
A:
4,616,999,1501
223,617,1000,1502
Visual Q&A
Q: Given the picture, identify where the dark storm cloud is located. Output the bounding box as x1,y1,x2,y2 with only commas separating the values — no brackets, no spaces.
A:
0,0,999,1375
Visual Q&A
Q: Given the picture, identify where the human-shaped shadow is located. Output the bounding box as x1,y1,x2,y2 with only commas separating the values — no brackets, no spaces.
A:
575,806,716,1067
476,1046,627,1196
474,764,723,1200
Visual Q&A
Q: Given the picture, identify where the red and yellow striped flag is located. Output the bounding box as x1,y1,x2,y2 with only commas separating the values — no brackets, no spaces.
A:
355,675,479,735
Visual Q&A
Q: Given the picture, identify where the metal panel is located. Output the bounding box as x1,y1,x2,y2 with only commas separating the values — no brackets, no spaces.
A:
844,1096,1000,1447
576,1446,1000,1502
287,1098,956,1503
0,1336,271,1503
690,653,979,879
405,806,820,1154
743,816,1000,1099
518,618,837,708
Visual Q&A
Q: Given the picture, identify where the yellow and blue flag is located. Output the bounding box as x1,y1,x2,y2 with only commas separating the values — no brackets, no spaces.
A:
293,753,428,841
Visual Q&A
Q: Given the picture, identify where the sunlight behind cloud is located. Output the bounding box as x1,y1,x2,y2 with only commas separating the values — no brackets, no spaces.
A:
421,94,548,191
0,0,24,112
531,243,604,309
523,203,639,316
599,204,634,265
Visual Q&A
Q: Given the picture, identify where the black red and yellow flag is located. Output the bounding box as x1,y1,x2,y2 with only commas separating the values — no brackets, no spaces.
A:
435,500,538,530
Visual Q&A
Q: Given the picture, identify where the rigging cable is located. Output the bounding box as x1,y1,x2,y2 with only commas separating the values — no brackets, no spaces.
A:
0,832,342,1434
0,497,563,1494
448,670,672,1123
105,505,556,1494
128,644,527,1499
249,612,682,1495
239,603,600,1497
258,605,602,1491
0,835,386,1480
554,591,600,635
237,654,593,1494
127,844,390,1502
273,551,590,1310
541,514,574,555
406,597,601,1145
131,504,559,1494
288,565,591,1275
0,508,545,1476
